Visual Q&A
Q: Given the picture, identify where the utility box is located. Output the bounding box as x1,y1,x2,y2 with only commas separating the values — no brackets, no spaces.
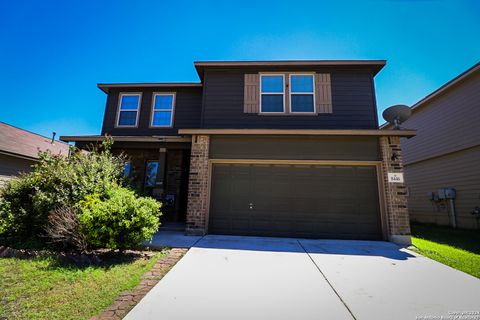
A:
437,188,456,200
444,188,456,199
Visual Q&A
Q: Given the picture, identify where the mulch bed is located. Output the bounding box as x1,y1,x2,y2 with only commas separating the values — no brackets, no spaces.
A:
0,245,156,266
91,248,188,320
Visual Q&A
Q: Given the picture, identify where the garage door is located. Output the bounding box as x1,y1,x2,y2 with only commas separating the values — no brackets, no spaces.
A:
209,163,383,240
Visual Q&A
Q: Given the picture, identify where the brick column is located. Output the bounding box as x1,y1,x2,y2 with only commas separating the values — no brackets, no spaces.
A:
185,135,210,236
380,136,411,245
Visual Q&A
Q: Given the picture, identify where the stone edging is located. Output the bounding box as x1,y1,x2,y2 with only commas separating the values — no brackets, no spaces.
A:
91,248,188,320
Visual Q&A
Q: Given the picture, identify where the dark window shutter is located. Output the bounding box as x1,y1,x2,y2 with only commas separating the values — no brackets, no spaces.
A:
244,74,259,113
315,73,332,114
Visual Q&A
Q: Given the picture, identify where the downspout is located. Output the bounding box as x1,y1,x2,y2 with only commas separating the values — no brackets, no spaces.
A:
448,198,457,229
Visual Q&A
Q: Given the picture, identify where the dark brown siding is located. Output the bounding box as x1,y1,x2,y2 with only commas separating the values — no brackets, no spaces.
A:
75,141,191,150
101,87,202,136
399,71,480,229
201,69,378,129
210,136,380,160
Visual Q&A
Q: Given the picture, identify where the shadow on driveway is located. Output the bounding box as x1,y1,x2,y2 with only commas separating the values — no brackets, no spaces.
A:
194,235,416,260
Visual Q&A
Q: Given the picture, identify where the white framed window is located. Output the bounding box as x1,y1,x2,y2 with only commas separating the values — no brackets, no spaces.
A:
116,93,141,127
151,93,175,127
289,74,315,113
260,74,285,113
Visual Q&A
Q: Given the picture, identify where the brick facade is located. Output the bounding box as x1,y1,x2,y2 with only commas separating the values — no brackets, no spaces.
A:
185,135,210,235
379,136,411,245
184,134,412,244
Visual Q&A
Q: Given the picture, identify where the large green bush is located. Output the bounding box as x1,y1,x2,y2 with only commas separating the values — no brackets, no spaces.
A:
78,187,161,250
0,139,162,249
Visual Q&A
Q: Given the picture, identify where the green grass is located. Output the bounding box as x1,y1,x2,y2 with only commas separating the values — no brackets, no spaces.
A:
0,252,164,320
411,223,480,279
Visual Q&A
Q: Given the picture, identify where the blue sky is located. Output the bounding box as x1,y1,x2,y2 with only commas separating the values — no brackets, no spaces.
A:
1,0,479,137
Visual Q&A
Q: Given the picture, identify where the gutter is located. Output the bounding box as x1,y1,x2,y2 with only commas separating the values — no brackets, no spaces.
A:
178,129,416,137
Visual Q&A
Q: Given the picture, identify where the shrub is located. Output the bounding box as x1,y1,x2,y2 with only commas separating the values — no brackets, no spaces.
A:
45,206,88,252
0,139,128,243
78,187,161,250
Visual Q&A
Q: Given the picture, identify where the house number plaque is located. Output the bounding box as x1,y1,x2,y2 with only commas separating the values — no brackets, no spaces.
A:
388,173,404,183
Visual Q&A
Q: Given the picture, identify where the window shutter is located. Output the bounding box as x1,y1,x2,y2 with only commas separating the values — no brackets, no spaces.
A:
244,74,259,113
315,73,332,114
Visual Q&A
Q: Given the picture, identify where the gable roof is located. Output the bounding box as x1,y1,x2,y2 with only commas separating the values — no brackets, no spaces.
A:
0,122,70,160
194,60,386,79
381,61,480,129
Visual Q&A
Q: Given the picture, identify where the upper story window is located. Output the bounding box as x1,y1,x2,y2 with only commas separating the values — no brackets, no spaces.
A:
290,74,315,113
244,72,332,115
260,75,285,113
151,93,175,127
116,93,141,127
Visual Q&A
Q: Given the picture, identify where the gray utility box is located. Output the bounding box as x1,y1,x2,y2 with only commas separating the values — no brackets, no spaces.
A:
437,188,456,200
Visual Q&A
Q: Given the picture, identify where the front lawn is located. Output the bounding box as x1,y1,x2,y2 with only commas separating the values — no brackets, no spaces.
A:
0,252,164,320
411,223,480,279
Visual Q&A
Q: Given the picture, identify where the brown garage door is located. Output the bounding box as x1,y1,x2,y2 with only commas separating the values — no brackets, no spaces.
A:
209,163,383,240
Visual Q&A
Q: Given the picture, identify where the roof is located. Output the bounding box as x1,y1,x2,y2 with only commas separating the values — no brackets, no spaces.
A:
60,135,191,143
0,122,70,160
96,60,386,92
178,129,416,137
194,60,387,79
98,82,202,94
381,61,480,129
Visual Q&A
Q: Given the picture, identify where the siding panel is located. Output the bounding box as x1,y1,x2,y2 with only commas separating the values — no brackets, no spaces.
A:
210,136,380,160
400,72,480,165
202,69,378,129
405,146,480,229
0,153,35,183
101,87,203,136
398,71,480,229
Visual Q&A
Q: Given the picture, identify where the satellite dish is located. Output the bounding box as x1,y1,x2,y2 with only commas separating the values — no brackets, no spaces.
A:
383,105,411,129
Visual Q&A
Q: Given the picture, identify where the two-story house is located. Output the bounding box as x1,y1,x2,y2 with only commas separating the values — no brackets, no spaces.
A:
61,60,415,244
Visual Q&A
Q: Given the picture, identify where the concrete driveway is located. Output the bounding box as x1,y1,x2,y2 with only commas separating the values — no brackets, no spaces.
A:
126,235,480,320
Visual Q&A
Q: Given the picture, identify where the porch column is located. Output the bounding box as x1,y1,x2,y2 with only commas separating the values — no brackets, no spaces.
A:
380,136,411,245
152,148,167,198
185,135,210,235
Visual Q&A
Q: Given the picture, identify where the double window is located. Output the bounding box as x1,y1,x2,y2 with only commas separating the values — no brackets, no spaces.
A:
115,92,176,128
116,93,141,127
151,93,175,127
260,74,315,114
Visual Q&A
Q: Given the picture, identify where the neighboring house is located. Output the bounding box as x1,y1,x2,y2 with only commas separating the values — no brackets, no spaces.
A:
382,62,480,230
61,60,415,244
0,122,70,186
